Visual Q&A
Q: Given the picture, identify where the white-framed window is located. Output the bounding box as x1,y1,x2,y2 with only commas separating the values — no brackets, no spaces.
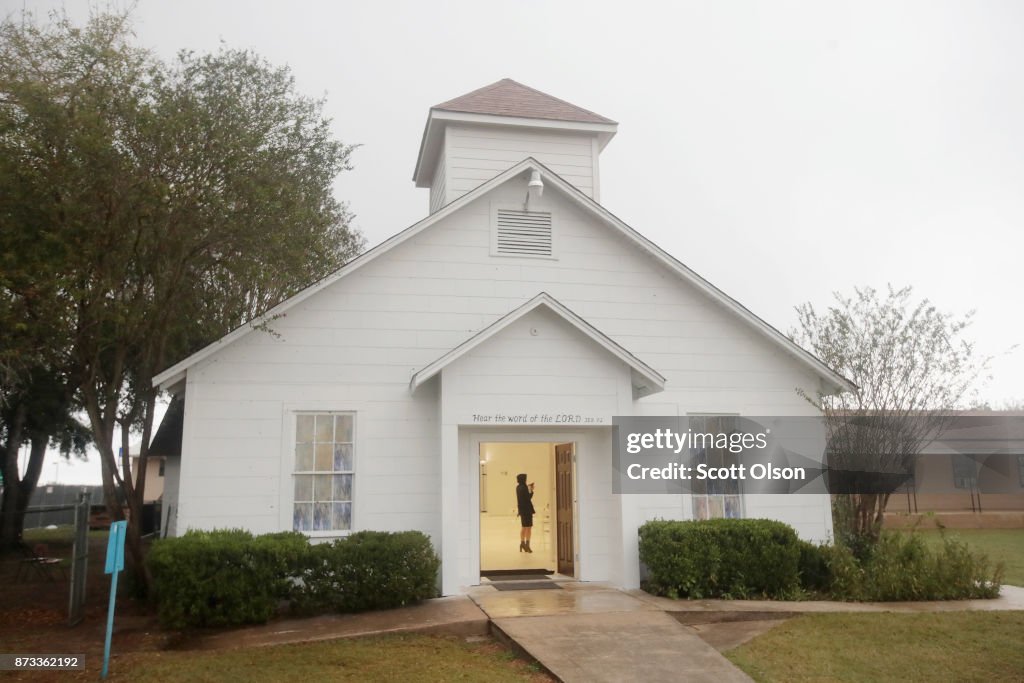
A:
292,412,354,532
689,415,743,520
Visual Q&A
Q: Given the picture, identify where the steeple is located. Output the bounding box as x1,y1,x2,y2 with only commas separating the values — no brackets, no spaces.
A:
413,79,618,212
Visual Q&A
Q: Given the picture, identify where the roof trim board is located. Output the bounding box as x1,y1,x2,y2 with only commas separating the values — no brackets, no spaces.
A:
154,157,854,394
409,292,667,398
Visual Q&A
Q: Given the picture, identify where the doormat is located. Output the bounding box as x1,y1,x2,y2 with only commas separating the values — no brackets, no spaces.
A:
484,573,554,582
480,569,552,578
492,581,563,591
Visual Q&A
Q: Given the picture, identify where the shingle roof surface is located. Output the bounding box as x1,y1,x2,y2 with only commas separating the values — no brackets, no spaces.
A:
433,79,615,124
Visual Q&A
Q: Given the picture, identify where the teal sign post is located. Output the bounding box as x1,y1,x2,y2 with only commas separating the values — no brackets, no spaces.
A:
101,520,126,679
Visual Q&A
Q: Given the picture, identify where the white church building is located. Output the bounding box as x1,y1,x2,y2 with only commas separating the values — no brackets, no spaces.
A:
153,79,851,595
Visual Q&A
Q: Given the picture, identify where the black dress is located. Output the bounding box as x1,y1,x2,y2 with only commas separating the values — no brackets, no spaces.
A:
516,483,535,527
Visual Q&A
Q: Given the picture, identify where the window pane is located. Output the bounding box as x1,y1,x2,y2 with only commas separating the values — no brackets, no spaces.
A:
708,496,724,519
313,474,332,502
724,496,741,519
333,502,352,530
296,415,314,443
333,474,353,501
293,503,312,531
313,502,332,531
295,443,314,471
334,444,354,471
294,475,313,502
315,443,334,472
335,414,353,442
693,496,709,521
294,412,355,532
315,414,334,442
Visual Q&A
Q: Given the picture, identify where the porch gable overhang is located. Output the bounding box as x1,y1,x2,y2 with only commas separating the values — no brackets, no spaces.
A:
409,292,666,399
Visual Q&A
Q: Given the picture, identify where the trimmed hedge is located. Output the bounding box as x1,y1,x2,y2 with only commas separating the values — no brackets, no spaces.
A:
797,539,832,592
639,519,1003,603
291,531,441,614
148,529,439,629
147,529,307,629
638,519,802,599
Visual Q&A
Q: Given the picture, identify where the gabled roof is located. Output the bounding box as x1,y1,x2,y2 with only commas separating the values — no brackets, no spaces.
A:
409,292,666,398
433,79,615,124
154,157,854,395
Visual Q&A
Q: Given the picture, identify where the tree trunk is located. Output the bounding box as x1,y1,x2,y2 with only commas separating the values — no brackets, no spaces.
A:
10,435,49,545
121,390,157,594
0,404,27,550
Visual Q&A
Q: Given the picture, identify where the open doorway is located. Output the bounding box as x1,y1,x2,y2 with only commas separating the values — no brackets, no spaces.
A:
479,441,575,577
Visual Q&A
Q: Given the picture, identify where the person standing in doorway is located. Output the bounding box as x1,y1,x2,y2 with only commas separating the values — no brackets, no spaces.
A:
516,473,535,553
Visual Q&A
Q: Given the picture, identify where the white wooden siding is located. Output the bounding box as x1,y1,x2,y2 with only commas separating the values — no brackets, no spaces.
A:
442,124,596,203
174,174,831,587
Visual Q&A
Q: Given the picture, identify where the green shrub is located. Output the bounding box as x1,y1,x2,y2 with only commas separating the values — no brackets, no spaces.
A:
823,533,1003,601
148,529,309,629
292,531,440,614
149,528,440,629
639,519,802,599
797,540,831,592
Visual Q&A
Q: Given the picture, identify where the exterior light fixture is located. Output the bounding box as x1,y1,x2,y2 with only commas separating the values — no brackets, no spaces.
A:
525,169,544,209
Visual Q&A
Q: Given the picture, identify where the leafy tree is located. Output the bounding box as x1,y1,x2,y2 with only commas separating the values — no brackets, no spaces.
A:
0,368,90,547
0,11,363,585
793,286,987,551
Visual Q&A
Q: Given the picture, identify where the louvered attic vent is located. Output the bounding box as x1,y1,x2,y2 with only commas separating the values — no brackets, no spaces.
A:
495,209,553,257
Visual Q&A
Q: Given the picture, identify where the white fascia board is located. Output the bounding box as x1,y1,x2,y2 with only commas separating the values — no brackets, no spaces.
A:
429,109,619,135
412,116,442,186
156,372,186,394
409,292,666,394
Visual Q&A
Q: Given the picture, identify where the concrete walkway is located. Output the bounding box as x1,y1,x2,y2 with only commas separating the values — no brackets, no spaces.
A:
469,582,753,683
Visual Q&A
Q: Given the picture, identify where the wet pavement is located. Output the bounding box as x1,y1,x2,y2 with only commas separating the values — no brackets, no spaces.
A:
469,580,660,618
469,582,753,682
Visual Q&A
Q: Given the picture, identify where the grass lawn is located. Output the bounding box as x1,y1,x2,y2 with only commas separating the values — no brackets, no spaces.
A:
23,525,109,545
727,611,1024,683
907,529,1024,586
104,634,550,683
